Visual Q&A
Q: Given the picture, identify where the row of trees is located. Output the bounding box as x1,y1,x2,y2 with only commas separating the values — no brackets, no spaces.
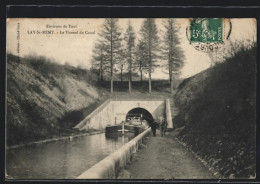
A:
91,18,184,94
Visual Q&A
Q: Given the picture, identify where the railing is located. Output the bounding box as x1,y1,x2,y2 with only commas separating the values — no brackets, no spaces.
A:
76,128,151,179
112,98,165,101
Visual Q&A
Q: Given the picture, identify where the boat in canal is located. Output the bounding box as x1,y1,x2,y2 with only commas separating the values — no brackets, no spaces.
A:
105,116,149,134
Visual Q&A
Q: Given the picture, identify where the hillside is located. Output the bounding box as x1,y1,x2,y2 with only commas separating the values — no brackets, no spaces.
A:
6,54,110,146
174,45,256,178
6,54,181,147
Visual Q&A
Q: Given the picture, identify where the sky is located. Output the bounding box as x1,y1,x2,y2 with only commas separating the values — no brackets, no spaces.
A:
6,18,256,79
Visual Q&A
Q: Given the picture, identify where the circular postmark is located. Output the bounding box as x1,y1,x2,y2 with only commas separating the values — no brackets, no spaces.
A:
186,18,232,53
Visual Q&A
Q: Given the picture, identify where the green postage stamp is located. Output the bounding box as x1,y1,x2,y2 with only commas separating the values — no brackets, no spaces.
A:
187,18,229,52
190,18,223,43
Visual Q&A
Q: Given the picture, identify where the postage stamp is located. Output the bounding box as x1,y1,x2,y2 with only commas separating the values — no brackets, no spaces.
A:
187,18,232,52
190,18,223,43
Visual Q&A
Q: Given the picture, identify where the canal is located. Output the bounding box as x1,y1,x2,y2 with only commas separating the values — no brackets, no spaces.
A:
6,132,137,179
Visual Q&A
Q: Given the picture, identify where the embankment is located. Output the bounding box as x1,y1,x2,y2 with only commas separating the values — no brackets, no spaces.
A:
174,45,256,178
6,54,109,146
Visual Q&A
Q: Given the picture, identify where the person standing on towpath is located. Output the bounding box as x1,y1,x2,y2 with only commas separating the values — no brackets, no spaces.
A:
149,121,158,136
158,116,166,137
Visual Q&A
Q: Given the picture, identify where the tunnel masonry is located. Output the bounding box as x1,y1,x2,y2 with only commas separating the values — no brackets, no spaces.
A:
74,98,174,179
74,99,173,131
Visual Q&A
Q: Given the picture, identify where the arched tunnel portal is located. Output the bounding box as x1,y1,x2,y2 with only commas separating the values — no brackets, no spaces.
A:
74,99,174,131
126,107,154,125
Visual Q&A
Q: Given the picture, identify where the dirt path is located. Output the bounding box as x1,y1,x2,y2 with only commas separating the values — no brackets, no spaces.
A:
123,130,215,179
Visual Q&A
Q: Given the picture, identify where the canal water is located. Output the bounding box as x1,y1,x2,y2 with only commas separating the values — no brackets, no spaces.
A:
6,132,136,179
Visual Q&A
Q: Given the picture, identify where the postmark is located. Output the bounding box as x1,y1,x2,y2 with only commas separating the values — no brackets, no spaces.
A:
186,18,232,52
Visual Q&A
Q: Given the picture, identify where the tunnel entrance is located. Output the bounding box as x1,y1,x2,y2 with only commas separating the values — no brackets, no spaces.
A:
126,108,154,125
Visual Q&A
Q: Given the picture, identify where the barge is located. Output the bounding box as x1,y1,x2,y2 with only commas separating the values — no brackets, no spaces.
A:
105,120,149,134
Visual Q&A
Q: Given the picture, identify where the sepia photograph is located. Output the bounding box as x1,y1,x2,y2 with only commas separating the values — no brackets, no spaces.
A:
5,17,256,180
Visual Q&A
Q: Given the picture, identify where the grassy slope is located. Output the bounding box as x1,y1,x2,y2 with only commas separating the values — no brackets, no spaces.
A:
174,46,256,178
6,53,179,146
6,54,110,146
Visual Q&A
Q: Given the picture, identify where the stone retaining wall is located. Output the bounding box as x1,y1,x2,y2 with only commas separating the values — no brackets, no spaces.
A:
74,99,168,131
76,128,151,179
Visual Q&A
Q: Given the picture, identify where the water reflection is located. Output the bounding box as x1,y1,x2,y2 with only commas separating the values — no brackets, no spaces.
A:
6,132,136,179
106,132,139,145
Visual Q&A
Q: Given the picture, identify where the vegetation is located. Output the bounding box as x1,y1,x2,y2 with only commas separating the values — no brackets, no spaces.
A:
138,18,160,93
98,18,122,94
91,18,183,94
6,19,256,180
174,43,256,178
91,41,107,81
6,53,175,147
6,54,108,146
134,40,148,81
7,40,256,179
123,21,136,94
161,18,185,93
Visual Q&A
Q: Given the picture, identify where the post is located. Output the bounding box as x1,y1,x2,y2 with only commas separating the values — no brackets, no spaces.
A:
122,134,125,144
122,121,125,135
165,98,173,129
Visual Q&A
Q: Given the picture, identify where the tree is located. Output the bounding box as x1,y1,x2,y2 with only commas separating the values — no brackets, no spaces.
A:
139,18,160,93
135,40,148,81
99,18,122,93
162,18,185,93
123,21,136,93
91,41,108,81
115,49,125,83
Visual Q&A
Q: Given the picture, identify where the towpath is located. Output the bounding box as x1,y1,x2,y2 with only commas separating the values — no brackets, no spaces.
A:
120,129,215,179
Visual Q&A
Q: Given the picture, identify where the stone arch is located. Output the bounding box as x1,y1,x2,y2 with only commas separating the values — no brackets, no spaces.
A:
126,107,154,124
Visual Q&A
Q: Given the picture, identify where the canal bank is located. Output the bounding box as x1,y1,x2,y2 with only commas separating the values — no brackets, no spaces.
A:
77,128,151,179
118,128,216,179
6,130,104,150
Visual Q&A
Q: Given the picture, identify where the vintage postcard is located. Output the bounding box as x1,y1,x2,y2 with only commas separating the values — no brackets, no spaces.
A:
6,18,256,180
